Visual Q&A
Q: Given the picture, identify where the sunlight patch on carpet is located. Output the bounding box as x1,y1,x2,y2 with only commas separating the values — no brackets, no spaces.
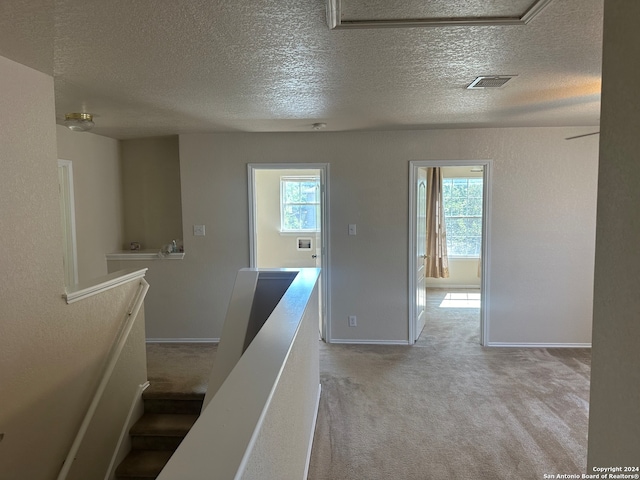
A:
439,292,481,308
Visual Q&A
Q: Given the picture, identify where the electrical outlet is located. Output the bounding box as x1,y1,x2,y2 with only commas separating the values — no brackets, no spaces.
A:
348,315,357,327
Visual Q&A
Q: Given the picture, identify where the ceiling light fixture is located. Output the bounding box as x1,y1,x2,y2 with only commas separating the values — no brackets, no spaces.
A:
64,113,95,132
312,122,327,130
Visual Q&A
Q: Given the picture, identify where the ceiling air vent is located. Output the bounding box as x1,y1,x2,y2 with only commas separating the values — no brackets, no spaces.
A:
467,75,517,89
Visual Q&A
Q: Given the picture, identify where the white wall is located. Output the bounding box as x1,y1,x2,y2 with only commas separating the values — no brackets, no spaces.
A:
175,127,598,345
587,0,640,467
426,258,481,288
57,125,124,282
0,54,146,480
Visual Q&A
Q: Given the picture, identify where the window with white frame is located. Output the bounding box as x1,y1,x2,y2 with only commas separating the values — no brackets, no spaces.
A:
442,177,483,257
280,176,320,232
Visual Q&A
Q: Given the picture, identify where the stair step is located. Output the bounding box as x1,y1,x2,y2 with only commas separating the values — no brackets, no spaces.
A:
142,393,204,415
115,450,173,479
132,413,198,436
115,386,204,478
130,413,198,450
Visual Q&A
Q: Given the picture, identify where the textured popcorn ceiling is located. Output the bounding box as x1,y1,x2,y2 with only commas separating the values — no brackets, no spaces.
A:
0,0,603,139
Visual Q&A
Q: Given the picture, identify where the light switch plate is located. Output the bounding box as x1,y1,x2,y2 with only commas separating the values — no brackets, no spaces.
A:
193,224,206,236
348,224,357,235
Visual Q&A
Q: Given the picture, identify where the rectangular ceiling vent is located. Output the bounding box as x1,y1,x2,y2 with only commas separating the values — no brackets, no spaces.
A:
467,75,517,89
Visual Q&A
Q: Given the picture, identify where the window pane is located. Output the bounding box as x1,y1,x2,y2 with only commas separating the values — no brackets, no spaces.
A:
299,205,317,230
442,176,483,256
300,182,318,202
283,205,301,230
452,178,467,198
468,180,483,198
443,179,452,197
281,176,320,231
283,182,292,203
468,198,483,216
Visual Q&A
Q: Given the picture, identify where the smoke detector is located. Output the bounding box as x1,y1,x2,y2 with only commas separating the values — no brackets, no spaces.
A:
467,76,517,89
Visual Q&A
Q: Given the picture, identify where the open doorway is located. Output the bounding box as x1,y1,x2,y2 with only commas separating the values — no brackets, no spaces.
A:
248,163,331,341
409,160,491,346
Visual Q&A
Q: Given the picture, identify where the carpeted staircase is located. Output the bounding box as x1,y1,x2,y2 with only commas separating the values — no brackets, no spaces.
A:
114,391,204,479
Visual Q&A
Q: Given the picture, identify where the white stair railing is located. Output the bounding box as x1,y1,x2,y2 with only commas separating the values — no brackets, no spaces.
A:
57,272,149,480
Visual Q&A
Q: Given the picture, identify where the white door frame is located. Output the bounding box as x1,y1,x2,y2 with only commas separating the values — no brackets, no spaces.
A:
58,159,79,287
247,163,331,342
408,160,492,346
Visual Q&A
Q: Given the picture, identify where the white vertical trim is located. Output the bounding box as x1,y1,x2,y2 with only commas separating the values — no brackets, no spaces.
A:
247,165,258,268
480,161,493,346
247,163,331,343
303,384,322,480
408,160,492,346
321,164,331,343
58,159,79,287
408,165,418,344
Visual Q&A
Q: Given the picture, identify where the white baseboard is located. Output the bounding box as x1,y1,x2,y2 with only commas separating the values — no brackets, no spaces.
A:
487,342,592,348
303,384,322,480
146,338,220,343
329,339,410,346
104,381,149,480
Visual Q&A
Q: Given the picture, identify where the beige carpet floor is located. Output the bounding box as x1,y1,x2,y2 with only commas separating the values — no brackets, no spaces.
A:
146,342,217,397
146,288,591,479
307,289,591,480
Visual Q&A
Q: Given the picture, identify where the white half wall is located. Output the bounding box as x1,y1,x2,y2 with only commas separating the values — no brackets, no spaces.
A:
176,128,598,345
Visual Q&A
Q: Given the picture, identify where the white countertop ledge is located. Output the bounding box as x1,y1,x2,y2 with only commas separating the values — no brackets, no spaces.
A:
106,250,185,261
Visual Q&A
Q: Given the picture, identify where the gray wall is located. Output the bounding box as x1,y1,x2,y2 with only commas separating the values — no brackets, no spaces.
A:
121,136,183,250
0,54,146,480
587,0,640,468
174,128,598,345
57,125,124,282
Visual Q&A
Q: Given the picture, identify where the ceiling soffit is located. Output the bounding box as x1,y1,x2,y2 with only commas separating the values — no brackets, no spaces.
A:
327,0,555,29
